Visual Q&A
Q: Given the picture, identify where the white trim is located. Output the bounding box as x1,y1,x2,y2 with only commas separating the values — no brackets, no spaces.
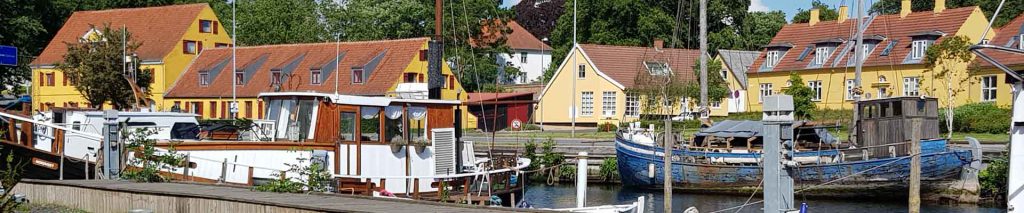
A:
538,44,626,100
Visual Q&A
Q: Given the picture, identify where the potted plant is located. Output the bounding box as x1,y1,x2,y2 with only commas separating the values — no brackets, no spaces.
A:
411,137,430,153
389,136,407,153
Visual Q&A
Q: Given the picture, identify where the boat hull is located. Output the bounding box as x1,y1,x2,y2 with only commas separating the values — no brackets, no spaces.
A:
615,136,972,189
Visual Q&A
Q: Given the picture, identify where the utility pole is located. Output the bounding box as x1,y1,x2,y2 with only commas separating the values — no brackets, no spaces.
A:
230,0,238,119
663,119,673,212
698,0,708,118
909,118,922,213
102,110,120,179
852,0,866,145
570,0,577,138
762,95,795,213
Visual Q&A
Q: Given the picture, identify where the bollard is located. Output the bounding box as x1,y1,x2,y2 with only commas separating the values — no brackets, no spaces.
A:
576,152,588,208
219,158,228,183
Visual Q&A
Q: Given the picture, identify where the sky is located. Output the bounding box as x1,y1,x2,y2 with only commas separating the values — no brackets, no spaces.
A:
500,0,875,23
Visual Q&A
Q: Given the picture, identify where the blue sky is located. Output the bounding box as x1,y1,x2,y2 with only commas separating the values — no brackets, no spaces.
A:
501,0,874,23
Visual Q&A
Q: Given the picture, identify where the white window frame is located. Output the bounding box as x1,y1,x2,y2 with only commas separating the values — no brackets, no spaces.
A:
310,69,322,85
808,80,822,101
814,47,830,65
520,52,528,63
903,77,920,96
981,75,997,102
766,51,781,68
860,44,871,61
911,40,929,60
710,101,721,109
580,91,594,117
759,83,773,102
625,93,639,117
199,72,209,86
577,64,586,79
878,87,888,99
602,91,616,117
845,79,856,100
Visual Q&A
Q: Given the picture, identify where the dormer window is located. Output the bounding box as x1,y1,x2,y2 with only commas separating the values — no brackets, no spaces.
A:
199,72,209,86
766,51,781,68
814,46,831,65
911,40,930,60
235,71,244,85
644,61,671,76
271,70,282,85
199,20,216,34
310,69,322,85
352,68,364,84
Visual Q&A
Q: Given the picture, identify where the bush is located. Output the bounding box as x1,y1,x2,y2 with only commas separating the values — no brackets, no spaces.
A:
122,128,184,183
597,122,616,132
558,165,577,180
939,103,1011,134
599,157,618,182
980,154,1008,205
521,124,542,131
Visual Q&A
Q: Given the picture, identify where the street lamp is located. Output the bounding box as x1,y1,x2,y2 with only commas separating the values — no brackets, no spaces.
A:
539,37,549,131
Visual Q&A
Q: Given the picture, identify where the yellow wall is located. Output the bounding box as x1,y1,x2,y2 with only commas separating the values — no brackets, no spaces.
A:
537,46,631,125
31,5,232,112
746,8,1000,112
164,98,263,119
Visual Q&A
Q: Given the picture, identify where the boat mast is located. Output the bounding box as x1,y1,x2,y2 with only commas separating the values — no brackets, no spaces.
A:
571,0,576,138
851,0,865,145
231,0,238,119
698,0,707,118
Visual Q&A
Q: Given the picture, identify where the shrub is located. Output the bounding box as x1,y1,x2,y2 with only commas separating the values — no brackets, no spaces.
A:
599,157,618,182
252,158,332,193
558,165,577,180
980,154,1008,206
939,103,1011,134
597,122,616,132
521,124,542,131
122,127,184,183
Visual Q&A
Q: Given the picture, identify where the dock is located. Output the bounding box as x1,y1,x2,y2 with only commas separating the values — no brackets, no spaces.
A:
13,179,550,213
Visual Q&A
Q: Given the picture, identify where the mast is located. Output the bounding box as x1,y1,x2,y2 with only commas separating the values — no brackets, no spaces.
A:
231,1,238,119
699,0,707,118
852,0,865,145
571,0,577,138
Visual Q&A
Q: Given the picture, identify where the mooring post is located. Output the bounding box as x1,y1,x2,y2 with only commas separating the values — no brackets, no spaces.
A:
102,110,120,180
576,152,588,208
219,158,228,183
909,118,922,213
762,95,795,213
663,119,672,213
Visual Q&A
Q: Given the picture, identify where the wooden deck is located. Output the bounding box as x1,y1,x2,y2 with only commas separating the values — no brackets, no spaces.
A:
14,179,550,213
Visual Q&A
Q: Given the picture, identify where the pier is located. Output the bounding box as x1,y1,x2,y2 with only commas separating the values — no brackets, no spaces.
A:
12,179,549,213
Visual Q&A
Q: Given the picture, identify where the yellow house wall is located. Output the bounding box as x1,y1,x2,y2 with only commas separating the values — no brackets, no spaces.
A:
537,46,630,125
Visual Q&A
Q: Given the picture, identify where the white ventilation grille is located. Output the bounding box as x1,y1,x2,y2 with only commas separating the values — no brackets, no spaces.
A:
432,128,456,175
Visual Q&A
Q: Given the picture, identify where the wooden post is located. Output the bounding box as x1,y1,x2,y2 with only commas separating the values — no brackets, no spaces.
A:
247,167,254,185
909,118,921,213
365,180,373,194
183,154,191,181
413,178,420,199
663,119,672,213
379,178,386,191
53,129,64,154
21,121,33,147
7,119,16,143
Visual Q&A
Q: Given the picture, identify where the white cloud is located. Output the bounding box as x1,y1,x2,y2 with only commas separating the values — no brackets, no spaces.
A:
748,0,769,12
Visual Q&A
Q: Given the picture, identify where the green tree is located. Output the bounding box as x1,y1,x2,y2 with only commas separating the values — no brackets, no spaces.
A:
341,0,432,41
228,0,339,46
55,25,153,110
924,35,974,139
791,1,840,23
738,11,787,50
681,60,729,109
0,0,48,94
783,72,816,119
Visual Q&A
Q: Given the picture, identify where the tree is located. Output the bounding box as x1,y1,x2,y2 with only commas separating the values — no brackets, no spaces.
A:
513,0,566,40
791,1,839,23
682,60,729,109
738,11,787,50
340,0,432,41
924,35,974,139
229,0,340,46
55,25,153,110
783,72,816,119
0,0,48,94
870,0,1024,27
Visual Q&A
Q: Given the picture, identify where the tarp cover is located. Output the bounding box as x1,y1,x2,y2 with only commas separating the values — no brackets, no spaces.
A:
695,120,839,144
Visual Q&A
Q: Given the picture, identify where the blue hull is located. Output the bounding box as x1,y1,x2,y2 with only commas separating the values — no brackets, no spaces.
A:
615,136,973,187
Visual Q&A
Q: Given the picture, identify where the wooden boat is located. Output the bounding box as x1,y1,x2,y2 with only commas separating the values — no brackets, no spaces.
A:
615,97,976,199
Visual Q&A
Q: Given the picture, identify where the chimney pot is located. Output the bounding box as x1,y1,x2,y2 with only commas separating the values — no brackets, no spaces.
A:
934,0,946,13
838,6,849,23
653,39,664,50
809,9,821,26
900,0,912,18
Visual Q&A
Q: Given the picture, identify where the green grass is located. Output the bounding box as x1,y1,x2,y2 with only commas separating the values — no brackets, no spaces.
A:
14,203,88,213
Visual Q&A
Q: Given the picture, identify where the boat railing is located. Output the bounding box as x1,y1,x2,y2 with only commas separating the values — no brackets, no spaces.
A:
329,158,530,200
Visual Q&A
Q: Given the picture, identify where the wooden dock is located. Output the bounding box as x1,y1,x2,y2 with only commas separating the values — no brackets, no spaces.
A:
13,179,551,213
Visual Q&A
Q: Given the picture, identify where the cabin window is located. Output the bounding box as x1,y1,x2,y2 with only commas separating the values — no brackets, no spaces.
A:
296,100,316,140
339,112,356,141
360,106,381,142
72,121,81,131
625,93,640,117
880,102,891,117
408,106,427,141
981,75,997,102
808,80,822,101
277,99,316,141
384,106,404,143
893,101,903,116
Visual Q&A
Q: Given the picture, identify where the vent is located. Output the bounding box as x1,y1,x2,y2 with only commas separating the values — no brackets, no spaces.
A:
432,128,456,175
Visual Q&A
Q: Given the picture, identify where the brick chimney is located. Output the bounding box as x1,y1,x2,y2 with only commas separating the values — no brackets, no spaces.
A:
934,0,946,13
809,9,820,26
838,6,849,23
900,0,912,18
653,38,664,51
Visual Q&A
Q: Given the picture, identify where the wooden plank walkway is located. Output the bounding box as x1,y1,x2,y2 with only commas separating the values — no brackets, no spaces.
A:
18,179,550,213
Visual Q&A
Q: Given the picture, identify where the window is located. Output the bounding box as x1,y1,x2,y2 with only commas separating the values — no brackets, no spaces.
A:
310,69,322,85
234,71,244,85
360,106,380,141
981,75,997,101
602,91,616,117
903,77,920,96
404,73,418,83
880,40,898,56
645,62,671,76
577,64,586,79
45,73,54,86
352,69,364,84
878,87,888,99
710,101,722,108
199,20,213,33
215,43,230,48
520,52,528,63
339,112,356,141
859,44,871,61
199,72,209,86
419,49,428,61
448,75,456,89
766,51,781,68
580,91,594,116
808,80,823,101
384,106,403,143
271,71,282,85
911,40,930,60
625,93,639,117
183,40,198,54
721,70,728,80
759,83,773,102
814,47,830,65
845,79,856,100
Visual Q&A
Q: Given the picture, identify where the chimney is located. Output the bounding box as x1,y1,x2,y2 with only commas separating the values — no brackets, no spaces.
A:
838,6,849,23
934,0,946,13
653,38,664,50
809,9,820,26
900,0,912,18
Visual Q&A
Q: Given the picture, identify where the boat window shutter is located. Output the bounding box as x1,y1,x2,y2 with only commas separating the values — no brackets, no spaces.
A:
432,128,456,175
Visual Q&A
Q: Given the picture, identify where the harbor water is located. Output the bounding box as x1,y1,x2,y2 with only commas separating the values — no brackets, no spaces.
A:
522,183,1004,213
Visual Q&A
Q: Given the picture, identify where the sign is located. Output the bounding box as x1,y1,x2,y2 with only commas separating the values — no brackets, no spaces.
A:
511,119,522,130
0,45,16,66
31,158,58,170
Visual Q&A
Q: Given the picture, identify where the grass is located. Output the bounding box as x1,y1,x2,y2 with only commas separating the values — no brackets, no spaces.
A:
14,203,88,213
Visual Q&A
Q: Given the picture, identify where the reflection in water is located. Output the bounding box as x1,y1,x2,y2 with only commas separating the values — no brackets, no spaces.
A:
522,183,1003,213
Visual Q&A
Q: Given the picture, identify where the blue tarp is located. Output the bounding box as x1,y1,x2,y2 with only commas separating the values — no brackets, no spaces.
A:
694,120,839,144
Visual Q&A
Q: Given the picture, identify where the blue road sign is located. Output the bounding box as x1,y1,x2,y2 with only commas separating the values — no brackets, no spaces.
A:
0,45,16,66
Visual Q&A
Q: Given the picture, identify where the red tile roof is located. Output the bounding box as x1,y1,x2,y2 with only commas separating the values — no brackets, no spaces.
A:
748,7,978,73
466,92,534,103
32,4,208,66
165,38,429,98
977,13,1024,68
471,20,551,50
578,44,701,88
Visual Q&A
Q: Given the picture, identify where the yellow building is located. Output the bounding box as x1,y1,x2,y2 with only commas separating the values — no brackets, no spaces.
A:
30,4,232,111
971,13,1024,107
163,38,468,121
716,49,760,113
745,1,998,112
537,41,731,126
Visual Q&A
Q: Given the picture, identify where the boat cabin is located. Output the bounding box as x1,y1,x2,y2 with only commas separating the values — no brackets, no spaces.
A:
855,96,939,158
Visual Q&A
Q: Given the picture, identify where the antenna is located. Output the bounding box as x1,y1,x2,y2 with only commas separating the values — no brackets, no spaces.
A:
335,35,340,95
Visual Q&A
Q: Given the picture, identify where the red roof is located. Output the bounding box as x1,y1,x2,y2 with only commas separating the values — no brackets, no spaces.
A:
165,38,429,98
977,13,1024,68
466,92,534,103
471,20,550,50
748,7,978,73
32,4,209,66
578,44,701,88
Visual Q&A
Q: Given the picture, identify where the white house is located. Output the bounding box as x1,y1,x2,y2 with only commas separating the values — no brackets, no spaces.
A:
497,21,552,84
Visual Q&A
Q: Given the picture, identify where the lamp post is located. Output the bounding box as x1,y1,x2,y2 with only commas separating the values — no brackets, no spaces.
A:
540,37,548,131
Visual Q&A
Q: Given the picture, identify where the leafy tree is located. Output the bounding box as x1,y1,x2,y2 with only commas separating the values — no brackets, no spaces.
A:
924,35,974,139
738,11,787,51
682,60,729,110
0,0,48,94
512,0,566,39
228,0,340,46
121,127,184,182
55,25,153,110
783,72,816,119
340,0,432,41
791,1,840,23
